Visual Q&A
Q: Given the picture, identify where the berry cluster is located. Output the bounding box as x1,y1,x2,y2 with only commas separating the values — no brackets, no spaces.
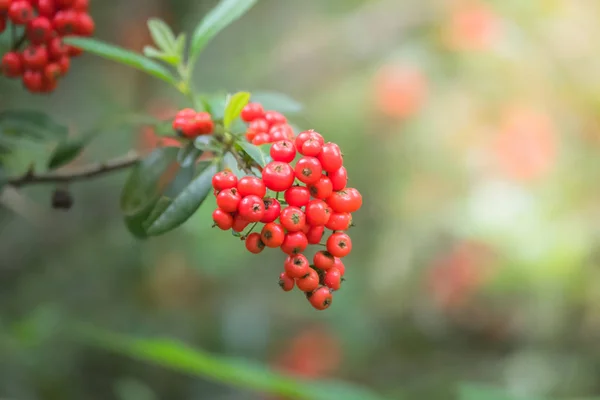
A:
211,129,362,311
241,102,295,145
171,108,214,138
0,0,94,93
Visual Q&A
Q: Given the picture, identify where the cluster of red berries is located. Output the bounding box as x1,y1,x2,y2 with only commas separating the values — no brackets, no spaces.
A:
171,108,215,138
0,0,94,93
241,102,295,146
211,129,362,310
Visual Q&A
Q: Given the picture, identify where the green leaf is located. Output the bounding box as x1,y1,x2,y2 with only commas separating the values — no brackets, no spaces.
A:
174,34,186,57
223,91,250,130
120,147,180,216
250,91,303,114
62,37,178,85
177,142,203,168
77,328,389,400
147,18,177,53
0,110,68,141
47,140,85,170
141,197,173,230
223,152,244,178
236,141,267,167
457,384,544,400
190,0,257,59
145,163,217,235
114,378,158,400
143,46,180,65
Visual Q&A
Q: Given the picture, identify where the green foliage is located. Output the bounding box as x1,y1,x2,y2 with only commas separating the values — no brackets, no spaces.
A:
144,18,186,66
223,91,251,129
236,141,268,167
251,91,304,114
0,110,68,141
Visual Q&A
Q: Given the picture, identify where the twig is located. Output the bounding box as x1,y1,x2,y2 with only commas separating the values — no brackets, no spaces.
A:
7,151,140,187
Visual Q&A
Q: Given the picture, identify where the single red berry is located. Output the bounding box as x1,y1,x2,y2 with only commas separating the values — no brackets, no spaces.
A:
8,0,34,25
333,257,345,276
237,195,265,222
74,12,94,36
37,0,56,18
305,199,331,226
237,176,266,198
284,253,310,278
53,10,77,35
308,175,333,200
300,138,323,157
261,222,285,248
73,0,88,11
175,108,196,119
325,212,352,231
48,37,68,60
241,102,264,122
278,272,295,292
22,45,49,70
295,157,322,185
327,188,362,213
44,62,62,81
58,55,70,74
296,268,320,292
1,52,23,78
270,123,294,140
261,198,281,223
22,70,43,92
41,76,58,93
262,161,295,192
328,167,348,191
212,208,234,230
245,232,265,254
193,111,214,135
216,188,241,213
280,231,308,255
306,225,325,245
248,118,269,134
279,206,306,232
270,140,296,163
269,127,288,142
26,17,53,45
318,142,343,172
0,0,11,13
324,268,342,291
212,170,238,191
295,130,323,150
314,251,335,270
231,215,250,233
245,130,257,142
55,0,75,8
326,232,352,258
264,110,287,126
284,186,310,208
307,286,333,310
251,132,270,145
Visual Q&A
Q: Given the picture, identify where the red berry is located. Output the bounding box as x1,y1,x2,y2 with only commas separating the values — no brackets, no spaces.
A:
269,127,288,142
333,257,345,276
27,17,53,44
300,138,323,157
212,208,234,230
308,175,333,200
237,176,266,198
284,186,310,208
279,206,306,232
231,215,250,233
305,199,331,226
176,108,196,119
296,268,320,292
306,225,325,244
58,56,70,74
55,0,75,7
307,286,333,310
284,254,310,278
251,133,270,145
73,0,88,11
261,198,281,223
295,156,322,185
241,102,264,122
48,37,68,60
261,222,285,248
216,188,241,213
67,45,84,57
22,70,43,92
328,167,348,191
8,1,34,25
44,62,62,81
37,0,56,18
314,251,335,270
262,161,295,192
1,52,23,78
41,76,58,93
0,0,10,13
318,142,343,172
74,12,94,36
327,188,362,213
264,110,286,126
270,123,294,140
22,45,48,70
270,140,296,163
212,170,238,191
248,118,268,134
326,232,352,258
278,272,295,292
324,268,342,291
237,195,265,222
245,232,265,254
193,111,213,135
325,212,352,231
280,231,308,255
295,130,323,150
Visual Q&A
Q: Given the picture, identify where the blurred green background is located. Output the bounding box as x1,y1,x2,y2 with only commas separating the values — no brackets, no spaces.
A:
3,0,600,399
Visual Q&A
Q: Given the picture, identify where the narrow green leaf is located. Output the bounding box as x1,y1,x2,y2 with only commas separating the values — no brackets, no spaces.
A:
190,0,257,59
147,18,177,52
143,46,180,65
250,91,303,114
124,202,156,240
142,197,173,230
177,142,203,168
174,34,186,57
223,91,250,130
236,141,267,167
47,140,85,170
0,110,68,141
145,163,217,235
62,37,178,85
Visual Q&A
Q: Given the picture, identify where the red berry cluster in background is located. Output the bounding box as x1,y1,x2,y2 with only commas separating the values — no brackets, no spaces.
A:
0,0,94,93
241,102,295,145
211,129,362,311
171,108,214,138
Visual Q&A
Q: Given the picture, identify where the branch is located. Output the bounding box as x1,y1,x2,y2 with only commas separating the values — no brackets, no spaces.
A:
8,151,141,187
